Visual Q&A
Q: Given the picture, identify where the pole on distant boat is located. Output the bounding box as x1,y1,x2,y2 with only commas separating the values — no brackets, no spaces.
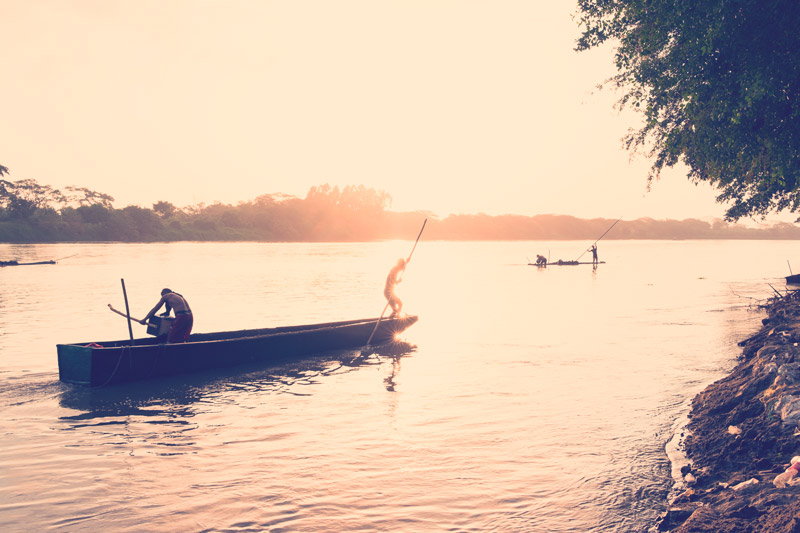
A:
575,216,623,261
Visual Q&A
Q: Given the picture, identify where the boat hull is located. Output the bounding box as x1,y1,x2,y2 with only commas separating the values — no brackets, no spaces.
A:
528,260,606,266
57,315,418,387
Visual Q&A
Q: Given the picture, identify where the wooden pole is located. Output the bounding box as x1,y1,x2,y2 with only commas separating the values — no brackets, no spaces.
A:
404,219,427,265
121,279,135,346
576,216,623,261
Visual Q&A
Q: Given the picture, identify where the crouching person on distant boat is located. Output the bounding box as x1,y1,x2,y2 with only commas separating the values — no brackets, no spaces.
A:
140,288,193,343
385,258,406,318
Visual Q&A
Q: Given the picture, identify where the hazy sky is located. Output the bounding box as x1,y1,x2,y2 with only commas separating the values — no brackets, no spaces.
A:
0,0,749,220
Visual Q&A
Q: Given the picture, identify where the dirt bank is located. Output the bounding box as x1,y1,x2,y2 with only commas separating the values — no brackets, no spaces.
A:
657,290,800,532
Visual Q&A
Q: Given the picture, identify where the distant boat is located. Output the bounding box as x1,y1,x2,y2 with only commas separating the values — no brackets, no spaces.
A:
57,315,418,387
528,217,620,268
528,259,606,266
1,259,56,267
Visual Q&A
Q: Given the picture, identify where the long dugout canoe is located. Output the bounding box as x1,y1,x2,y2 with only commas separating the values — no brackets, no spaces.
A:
57,315,418,387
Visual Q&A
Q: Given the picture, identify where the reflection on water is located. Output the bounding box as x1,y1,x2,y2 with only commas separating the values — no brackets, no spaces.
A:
58,343,416,426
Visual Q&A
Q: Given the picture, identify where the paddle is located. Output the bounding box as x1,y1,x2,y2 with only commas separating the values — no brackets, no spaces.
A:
363,218,427,349
108,303,145,323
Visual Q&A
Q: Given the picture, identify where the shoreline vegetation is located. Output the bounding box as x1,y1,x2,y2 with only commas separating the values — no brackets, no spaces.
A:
658,291,800,532
2,180,800,243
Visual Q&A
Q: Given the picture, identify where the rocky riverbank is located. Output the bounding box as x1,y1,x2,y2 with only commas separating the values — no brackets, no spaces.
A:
657,290,800,532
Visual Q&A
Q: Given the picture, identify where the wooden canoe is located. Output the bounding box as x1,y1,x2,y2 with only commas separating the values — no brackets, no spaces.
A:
57,315,418,387
1,259,56,267
528,260,606,266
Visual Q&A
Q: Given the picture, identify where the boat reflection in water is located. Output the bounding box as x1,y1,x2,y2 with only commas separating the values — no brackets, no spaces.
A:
57,341,416,423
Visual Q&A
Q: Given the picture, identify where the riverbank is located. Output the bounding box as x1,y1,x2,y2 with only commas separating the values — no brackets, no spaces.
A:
657,290,800,532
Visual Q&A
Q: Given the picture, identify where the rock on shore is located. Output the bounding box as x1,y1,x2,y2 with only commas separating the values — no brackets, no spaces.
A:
658,291,800,532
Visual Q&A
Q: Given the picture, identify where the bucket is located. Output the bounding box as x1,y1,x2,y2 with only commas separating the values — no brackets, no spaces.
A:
146,316,175,337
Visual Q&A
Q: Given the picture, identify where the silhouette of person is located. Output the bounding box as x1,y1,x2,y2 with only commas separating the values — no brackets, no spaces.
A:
535,254,547,266
384,258,406,317
589,244,598,266
140,288,193,343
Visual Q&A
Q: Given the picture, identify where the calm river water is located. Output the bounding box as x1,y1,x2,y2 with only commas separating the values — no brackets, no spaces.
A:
0,239,794,532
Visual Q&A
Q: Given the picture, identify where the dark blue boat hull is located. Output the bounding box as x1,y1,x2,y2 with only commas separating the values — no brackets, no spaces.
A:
57,315,418,387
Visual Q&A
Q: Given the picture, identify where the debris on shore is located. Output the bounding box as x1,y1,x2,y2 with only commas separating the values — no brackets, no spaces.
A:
657,290,800,532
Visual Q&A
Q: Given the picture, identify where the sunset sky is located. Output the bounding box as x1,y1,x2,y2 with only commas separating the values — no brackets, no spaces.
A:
0,1,756,221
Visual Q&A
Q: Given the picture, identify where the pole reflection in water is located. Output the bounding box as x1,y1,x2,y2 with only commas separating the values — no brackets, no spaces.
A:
58,342,417,425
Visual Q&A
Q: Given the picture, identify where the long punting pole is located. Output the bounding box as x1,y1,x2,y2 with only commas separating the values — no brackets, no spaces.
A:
575,216,623,261
364,218,427,348
121,279,135,346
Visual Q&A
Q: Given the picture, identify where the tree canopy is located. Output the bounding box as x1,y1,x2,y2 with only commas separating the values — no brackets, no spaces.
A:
575,0,800,220
0,178,113,220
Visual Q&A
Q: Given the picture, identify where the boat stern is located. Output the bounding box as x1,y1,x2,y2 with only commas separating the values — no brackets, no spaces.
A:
57,344,94,385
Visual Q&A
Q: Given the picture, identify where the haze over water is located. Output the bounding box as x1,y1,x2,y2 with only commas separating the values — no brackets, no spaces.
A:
0,240,791,531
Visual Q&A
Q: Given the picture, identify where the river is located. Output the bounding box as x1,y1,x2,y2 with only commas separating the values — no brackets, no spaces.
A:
0,239,792,531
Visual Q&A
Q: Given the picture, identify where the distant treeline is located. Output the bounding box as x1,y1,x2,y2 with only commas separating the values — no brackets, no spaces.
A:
434,214,800,240
1,178,800,243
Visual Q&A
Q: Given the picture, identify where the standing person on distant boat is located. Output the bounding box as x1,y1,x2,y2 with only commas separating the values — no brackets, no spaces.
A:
384,258,406,318
140,288,193,343
588,244,598,266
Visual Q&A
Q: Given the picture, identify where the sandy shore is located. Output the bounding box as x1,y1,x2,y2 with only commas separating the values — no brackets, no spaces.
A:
657,291,800,532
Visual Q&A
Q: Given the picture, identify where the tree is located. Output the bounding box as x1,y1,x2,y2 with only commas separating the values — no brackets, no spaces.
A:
0,178,65,219
575,0,800,220
305,184,341,206
339,185,391,214
63,186,114,208
121,205,164,239
75,203,111,224
152,201,177,218
0,178,115,222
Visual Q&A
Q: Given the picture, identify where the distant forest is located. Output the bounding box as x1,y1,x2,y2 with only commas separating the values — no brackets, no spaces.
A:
2,178,800,243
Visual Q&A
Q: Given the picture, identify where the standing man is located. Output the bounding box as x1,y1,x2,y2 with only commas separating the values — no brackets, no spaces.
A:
589,244,599,266
384,258,406,318
140,288,193,343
